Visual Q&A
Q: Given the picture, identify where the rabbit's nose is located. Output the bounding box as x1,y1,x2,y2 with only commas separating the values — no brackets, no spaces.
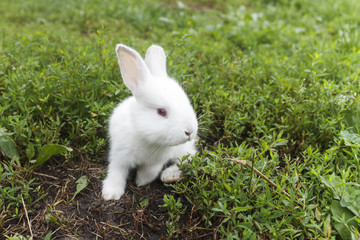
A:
185,131,191,137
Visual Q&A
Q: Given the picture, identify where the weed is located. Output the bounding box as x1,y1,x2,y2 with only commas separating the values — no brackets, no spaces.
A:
161,194,187,239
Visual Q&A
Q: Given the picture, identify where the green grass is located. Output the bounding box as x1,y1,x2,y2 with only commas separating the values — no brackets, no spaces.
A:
1,0,360,239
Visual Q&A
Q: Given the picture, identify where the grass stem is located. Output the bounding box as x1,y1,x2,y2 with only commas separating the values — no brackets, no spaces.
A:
224,158,291,198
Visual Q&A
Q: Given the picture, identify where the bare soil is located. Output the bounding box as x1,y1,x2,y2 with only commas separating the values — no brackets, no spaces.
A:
7,158,215,239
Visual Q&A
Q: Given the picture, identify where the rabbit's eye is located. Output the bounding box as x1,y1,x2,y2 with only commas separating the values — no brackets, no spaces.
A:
157,108,167,117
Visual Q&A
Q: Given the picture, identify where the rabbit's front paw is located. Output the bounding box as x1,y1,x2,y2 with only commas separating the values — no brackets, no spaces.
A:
160,165,182,183
102,183,124,200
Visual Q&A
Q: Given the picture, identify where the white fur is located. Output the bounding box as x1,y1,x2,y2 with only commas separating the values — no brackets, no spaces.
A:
102,44,198,200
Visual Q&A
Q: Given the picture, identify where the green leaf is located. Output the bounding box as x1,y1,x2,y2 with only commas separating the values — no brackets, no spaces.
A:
139,197,149,207
292,172,299,184
0,135,19,160
71,175,89,201
34,144,71,167
331,200,358,240
273,139,288,147
44,231,52,240
211,207,224,212
323,215,332,239
232,206,253,212
223,183,232,192
45,213,60,225
26,142,35,160
319,173,360,217
318,174,343,198
339,130,360,147
315,207,322,222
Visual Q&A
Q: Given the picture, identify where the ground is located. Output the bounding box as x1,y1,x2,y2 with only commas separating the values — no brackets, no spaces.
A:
6,158,213,239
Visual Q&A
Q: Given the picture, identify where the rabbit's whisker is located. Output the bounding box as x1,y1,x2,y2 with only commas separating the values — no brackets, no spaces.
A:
197,132,216,143
197,113,207,120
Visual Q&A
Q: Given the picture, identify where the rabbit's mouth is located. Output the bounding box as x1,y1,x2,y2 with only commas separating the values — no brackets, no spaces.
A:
166,135,196,147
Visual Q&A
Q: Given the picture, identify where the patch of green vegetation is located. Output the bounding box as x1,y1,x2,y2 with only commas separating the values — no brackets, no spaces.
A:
1,0,360,238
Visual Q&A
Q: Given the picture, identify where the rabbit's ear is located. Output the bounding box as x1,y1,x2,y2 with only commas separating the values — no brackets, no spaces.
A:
145,45,167,79
116,44,150,93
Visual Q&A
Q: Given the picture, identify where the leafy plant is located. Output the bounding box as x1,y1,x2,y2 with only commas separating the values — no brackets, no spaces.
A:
71,175,89,202
315,173,360,239
31,144,72,167
161,194,187,239
0,128,20,165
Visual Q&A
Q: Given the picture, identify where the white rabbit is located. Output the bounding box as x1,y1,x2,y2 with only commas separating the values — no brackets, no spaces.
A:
102,44,198,200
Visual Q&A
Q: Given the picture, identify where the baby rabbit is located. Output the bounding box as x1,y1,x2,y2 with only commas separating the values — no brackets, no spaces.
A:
102,44,198,200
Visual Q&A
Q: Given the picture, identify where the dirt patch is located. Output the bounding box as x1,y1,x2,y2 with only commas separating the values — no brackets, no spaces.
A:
10,158,215,239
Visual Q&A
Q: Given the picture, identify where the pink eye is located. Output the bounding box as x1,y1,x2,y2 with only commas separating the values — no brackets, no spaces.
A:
157,108,167,117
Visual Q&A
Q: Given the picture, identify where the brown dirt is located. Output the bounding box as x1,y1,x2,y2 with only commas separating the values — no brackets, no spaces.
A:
7,158,215,239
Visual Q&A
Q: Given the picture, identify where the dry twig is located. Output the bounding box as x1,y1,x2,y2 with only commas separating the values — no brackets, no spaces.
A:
21,195,33,239
225,158,291,198
33,171,59,180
